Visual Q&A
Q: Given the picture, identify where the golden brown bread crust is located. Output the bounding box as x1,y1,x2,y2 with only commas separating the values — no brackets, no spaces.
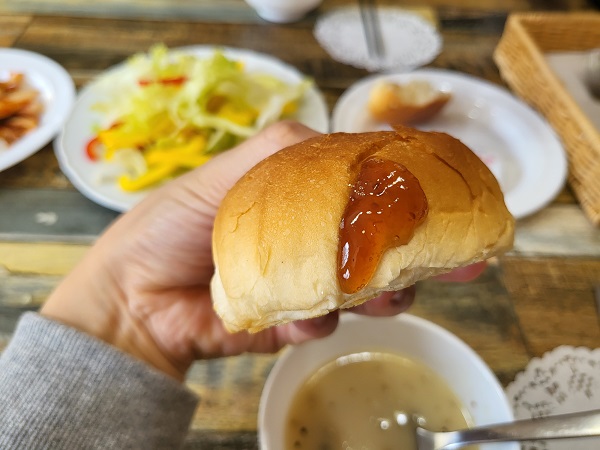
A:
211,126,514,333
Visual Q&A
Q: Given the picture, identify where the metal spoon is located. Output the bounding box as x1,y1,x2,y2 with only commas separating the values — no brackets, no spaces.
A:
416,409,600,450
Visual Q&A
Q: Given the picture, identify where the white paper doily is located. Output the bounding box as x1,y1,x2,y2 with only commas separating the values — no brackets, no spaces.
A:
313,7,442,72
505,346,600,450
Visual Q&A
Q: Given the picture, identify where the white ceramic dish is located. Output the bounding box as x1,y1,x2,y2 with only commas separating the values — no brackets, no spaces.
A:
245,0,323,23
259,313,518,450
54,46,330,212
332,69,568,220
0,48,75,172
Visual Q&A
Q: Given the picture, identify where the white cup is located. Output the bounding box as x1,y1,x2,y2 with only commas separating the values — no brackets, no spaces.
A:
245,0,323,23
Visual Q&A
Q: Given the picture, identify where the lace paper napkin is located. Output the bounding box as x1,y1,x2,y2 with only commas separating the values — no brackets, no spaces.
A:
505,346,600,450
313,7,442,72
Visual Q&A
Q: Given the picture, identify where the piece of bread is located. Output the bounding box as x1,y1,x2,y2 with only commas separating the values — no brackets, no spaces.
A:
368,80,451,124
211,125,514,333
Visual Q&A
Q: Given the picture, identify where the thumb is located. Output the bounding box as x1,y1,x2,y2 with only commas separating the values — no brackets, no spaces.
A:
185,120,321,210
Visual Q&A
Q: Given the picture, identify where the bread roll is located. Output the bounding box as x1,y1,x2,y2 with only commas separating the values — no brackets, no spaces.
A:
211,125,514,333
368,80,451,124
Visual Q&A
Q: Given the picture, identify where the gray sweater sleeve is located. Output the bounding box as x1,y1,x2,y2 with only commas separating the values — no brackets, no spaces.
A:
0,312,199,449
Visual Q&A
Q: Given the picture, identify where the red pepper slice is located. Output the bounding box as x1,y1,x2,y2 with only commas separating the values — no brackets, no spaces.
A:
85,136,101,161
85,122,121,161
138,76,187,87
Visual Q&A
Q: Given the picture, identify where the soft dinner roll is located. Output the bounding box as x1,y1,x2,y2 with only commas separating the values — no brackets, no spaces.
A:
368,80,452,125
211,125,514,333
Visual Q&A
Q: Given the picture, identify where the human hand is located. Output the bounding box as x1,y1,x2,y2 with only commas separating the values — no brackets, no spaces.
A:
41,121,483,381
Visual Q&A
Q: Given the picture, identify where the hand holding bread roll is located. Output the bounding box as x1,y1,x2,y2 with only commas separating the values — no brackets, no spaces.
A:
211,125,514,333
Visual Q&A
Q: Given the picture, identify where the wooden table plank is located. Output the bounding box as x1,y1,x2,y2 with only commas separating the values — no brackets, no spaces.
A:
503,256,600,354
13,15,332,70
0,188,118,242
511,204,600,257
0,268,60,350
0,14,31,47
0,242,88,276
0,0,262,23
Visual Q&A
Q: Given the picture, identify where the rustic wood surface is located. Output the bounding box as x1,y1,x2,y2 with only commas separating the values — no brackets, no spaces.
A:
1,1,599,448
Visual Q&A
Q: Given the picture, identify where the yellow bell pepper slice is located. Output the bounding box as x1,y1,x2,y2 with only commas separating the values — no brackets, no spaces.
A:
99,128,145,155
216,102,257,126
282,100,298,116
144,136,208,166
118,164,177,192
100,117,175,160
118,135,211,191
146,153,211,169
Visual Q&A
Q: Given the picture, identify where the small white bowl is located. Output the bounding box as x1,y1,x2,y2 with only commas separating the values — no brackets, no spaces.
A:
244,0,323,23
259,313,518,450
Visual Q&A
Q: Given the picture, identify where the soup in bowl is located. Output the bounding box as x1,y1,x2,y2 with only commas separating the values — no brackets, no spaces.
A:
258,314,518,450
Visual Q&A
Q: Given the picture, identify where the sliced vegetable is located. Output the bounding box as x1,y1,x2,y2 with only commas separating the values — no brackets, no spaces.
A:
85,136,101,161
119,164,177,192
138,76,187,87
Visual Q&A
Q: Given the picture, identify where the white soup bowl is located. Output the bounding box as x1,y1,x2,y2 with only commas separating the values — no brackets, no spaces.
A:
259,313,518,450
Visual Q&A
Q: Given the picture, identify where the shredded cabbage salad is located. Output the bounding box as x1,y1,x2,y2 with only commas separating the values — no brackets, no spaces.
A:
87,45,310,192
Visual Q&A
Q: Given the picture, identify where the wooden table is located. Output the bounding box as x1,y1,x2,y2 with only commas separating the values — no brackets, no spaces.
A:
1,1,599,448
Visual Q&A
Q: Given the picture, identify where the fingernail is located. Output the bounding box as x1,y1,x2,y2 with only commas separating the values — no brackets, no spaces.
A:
390,290,408,306
307,314,329,326
294,312,338,335
389,286,416,309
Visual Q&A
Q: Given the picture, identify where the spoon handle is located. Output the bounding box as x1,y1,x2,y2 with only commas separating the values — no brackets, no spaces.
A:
435,409,600,448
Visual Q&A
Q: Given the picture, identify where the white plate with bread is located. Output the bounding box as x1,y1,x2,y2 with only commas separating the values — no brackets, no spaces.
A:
332,69,568,220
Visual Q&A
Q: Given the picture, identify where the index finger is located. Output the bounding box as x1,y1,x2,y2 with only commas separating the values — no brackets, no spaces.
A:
434,262,487,282
209,121,320,189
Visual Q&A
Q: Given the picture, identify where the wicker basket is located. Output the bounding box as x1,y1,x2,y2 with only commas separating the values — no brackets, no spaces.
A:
494,13,600,225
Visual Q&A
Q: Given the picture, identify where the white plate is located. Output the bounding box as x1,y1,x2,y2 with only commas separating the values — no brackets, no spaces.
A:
54,46,330,212
332,69,568,220
0,48,75,172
